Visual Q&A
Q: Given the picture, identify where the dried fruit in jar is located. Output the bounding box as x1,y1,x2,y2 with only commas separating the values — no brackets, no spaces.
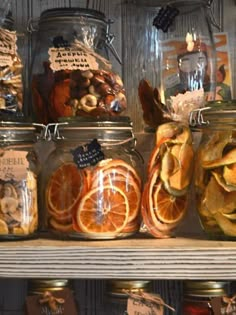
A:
141,122,194,238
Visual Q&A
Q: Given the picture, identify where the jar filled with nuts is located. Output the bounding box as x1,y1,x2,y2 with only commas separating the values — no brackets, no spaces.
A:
29,7,126,124
0,5,24,118
0,121,40,239
190,102,236,240
40,116,143,240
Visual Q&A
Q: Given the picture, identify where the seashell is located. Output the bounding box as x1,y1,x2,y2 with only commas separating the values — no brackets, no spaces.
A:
202,148,236,169
79,94,97,113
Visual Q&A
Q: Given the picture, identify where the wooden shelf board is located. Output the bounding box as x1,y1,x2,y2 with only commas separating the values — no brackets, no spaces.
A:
0,237,236,279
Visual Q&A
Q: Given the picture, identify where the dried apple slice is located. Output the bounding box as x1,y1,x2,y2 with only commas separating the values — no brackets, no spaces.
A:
214,212,236,237
223,163,236,186
212,170,236,192
202,148,236,169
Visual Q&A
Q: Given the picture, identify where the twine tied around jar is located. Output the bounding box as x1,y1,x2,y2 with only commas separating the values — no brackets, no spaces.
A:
222,295,236,314
39,291,65,312
123,289,175,312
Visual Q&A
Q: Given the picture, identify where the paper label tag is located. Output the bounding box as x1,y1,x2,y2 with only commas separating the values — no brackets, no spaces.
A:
25,288,78,315
127,297,164,315
0,151,28,181
71,139,104,169
49,47,99,71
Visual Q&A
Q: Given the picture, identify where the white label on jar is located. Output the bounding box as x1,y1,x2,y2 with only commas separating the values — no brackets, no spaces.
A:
48,47,99,71
0,28,17,56
0,150,28,181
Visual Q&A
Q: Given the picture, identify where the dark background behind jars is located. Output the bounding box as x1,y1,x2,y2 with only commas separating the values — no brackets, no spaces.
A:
0,0,235,314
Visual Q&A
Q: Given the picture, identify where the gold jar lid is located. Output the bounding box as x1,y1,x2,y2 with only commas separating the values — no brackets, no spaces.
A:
106,280,151,298
28,279,69,295
184,281,228,297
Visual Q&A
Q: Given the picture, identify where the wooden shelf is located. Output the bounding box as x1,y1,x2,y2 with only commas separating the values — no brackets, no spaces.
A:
1,236,236,279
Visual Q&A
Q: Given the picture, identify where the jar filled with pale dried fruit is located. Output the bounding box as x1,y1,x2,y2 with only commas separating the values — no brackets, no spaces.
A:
190,101,236,240
0,121,40,239
29,7,126,124
40,116,143,240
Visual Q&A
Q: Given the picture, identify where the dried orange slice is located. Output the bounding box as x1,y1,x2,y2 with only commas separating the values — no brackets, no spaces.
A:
95,159,142,188
76,185,129,234
152,183,187,224
91,168,141,222
46,162,86,213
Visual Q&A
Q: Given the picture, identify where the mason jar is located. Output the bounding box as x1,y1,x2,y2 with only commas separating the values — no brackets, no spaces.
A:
102,280,152,315
190,101,236,240
25,279,79,315
40,116,143,240
183,281,228,315
0,9,24,117
153,0,216,123
29,7,126,124
0,121,40,240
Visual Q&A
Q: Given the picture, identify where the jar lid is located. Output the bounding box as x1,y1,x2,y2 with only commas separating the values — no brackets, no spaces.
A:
106,280,151,297
184,281,228,297
28,279,69,295
189,102,236,130
39,7,106,25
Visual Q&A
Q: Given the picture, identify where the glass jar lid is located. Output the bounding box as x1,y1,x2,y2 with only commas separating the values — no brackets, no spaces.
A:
184,281,228,297
28,279,69,295
52,116,134,143
189,101,236,130
0,121,42,143
106,280,151,298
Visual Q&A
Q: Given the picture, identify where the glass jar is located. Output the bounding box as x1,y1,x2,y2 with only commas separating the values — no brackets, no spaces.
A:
153,0,216,123
183,281,228,315
40,116,143,240
103,280,151,315
0,6,24,118
141,121,194,238
29,7,126,124
0,121,40,240
25,279,78,315
190,102,236,240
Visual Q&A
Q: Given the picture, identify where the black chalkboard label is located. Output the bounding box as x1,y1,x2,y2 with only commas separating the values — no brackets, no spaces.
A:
71,139,104,169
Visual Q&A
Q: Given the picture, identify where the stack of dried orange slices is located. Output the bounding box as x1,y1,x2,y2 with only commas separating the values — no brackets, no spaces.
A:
46,158,142,238
141,122,194,238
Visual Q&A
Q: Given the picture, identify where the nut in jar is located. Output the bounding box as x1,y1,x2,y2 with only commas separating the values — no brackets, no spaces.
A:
190,102,236,239
0,121,40,239
40,117,143,240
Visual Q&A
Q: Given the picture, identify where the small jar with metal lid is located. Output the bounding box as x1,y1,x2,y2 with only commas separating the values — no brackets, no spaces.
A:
190,101,236,240
183,281,228,315
0,121,40,239
103,280,152,315
29,7,126,124
40,116,143,240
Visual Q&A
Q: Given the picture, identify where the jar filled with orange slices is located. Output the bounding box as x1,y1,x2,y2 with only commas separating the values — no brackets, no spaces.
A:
40,116,143,239
0,121,40,239
141,121,194,238
190,102,236,240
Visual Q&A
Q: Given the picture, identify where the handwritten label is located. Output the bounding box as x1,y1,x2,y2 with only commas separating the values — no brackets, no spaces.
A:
127,297,164,315
49,47,99,71
71,139,104,169
0,151,28,181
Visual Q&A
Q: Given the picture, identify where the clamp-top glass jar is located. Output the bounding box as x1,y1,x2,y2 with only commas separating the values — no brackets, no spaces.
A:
30,7,127,124
190,101,236,240
153,0,216,123
40,116,143,240
0,121,40,239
